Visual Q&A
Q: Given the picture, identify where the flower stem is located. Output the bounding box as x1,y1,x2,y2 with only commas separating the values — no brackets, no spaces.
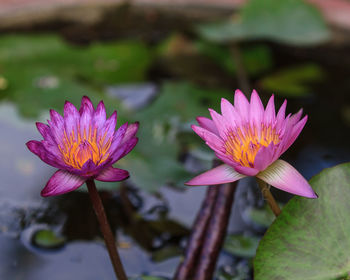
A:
256,178,281,217
174,186,219,280
86,179,127,280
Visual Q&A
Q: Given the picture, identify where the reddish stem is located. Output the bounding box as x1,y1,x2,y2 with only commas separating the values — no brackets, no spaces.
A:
193,182,237,280
86,179,128,280
174,186,219,279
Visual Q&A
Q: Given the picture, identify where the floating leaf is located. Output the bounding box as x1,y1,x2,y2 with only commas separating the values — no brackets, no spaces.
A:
259,64,323,97
254,162,350,280
32,229,65,249
224,234,260,258
0,34,151,117
151,245,183,262
246,205,277,228
198,0,330,45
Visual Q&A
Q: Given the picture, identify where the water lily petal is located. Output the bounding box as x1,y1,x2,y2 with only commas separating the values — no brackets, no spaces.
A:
282,115,308,154
101,111,117,144
186,164,245,186
250,89,264,125
95,166,129,182
121,122,139,145
254,142,275,171
79,96,94,115
221,98,240,126
41,170,85,197
234,89,249,123
257,159,317,198
64,101,80,136
94,100,107,130
110,137,138,164
192,125,224,152
264,95,275,124
48,109,64,145
234,165,259,176
196,116,219,135
26,140,64,169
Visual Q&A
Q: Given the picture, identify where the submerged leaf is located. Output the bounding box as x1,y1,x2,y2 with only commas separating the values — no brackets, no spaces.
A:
224,234,260,258
198,0,330,45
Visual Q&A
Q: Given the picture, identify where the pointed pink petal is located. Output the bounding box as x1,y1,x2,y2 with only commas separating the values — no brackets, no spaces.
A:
192,125,224,153
79,96,94,115
110,137,138,163
276,99,287,127
257,159,317,198
254,143,275,171
249,90,264,125
101,111,117,143
36,122,56,146
282,115,308,154
64,101,80,136
109,123,128,154
221,98,240,126
234,90,249,123
94,101,107,130
186,164,245,186
289,108,303,125
196,116,219,135
48,109,64,145
234,165,259,176
41,170,85,197
121,122,139,145
264,95,276,124
209,109,232,139
95,166,129,182
26,140,64,169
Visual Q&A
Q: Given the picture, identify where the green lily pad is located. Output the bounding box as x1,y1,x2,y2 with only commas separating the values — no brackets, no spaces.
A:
259,64,324,97
224,234,260,258
254,162,350,280
198,0,330,45
32,229,65,249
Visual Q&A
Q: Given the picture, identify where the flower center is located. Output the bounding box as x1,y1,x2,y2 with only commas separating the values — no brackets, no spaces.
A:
224,124,280,168
58,126,111,169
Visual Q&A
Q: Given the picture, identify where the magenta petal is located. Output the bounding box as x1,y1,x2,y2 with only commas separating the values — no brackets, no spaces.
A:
94,101,107,129
220,98,240,125
276,100,287,125
95,166,129,182
121,122,139,146
264,95,275,124
282,115,308,154
208,109,232,139
64,101,80,135
186,164,245,186
234,165,259,176
26,140,64,169
250,90,264,125
41,170,85,197
102,111,117,143
79,96,94,115
196,116,219,135
257,159,317,198
191,125,224,152
254,143,275,171
234,89,249,122
109,123,128,154
110,137,138,164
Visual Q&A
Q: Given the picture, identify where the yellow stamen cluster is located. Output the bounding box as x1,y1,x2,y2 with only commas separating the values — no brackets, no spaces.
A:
224,124,280,167
58,126,111,169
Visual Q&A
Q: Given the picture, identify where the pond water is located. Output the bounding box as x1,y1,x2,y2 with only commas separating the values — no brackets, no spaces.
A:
0,28,350,279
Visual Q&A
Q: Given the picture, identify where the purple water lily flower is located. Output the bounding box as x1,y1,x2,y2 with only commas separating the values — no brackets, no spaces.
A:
27,96,138,197
186,90,317,198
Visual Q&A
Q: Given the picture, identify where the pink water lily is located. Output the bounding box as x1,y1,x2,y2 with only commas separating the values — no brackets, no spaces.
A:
186,90,317,198
26,96,138,197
